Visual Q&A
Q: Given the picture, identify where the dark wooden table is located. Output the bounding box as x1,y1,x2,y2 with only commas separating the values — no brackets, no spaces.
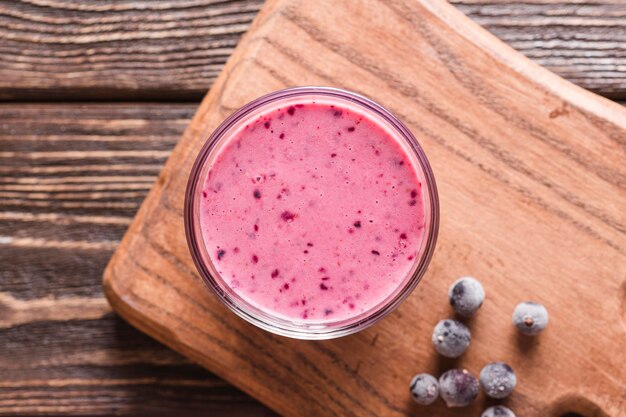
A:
0,1,624,415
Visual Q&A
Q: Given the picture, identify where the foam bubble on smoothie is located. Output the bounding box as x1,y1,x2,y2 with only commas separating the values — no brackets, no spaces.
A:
199,100,425,323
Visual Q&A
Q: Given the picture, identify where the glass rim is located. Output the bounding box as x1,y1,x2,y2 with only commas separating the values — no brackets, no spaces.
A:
184,86,439,339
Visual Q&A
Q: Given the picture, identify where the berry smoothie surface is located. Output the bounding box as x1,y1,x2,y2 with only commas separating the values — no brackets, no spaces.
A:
199,98,426,323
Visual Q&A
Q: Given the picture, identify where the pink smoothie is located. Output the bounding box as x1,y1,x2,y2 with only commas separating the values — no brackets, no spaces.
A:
199,99,425,323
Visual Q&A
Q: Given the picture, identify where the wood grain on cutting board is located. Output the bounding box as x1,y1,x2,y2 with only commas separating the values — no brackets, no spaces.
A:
103,0,626,416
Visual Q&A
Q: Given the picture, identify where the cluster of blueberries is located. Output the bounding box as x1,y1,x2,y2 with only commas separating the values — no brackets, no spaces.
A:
409,277,549,416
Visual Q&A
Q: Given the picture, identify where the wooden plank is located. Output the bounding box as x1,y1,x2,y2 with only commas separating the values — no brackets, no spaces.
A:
0,104,182,298
0,103,276,416
451,0,626,98
0,0,263,101
0,315,275,416
0,0,624,100
0,104,190,217
103,0,626,417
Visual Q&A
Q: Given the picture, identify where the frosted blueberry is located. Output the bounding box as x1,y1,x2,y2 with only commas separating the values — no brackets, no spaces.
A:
439,369,479,407
409,373,439,405
513,301,549,335
479,362,517,398
431,319,471,358
448,276,485,317
482,405,516,417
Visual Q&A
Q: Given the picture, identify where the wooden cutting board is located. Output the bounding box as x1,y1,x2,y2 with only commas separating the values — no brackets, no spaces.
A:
103,0,626,415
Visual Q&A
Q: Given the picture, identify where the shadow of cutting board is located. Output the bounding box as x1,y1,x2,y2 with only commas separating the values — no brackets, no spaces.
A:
103,0,626,415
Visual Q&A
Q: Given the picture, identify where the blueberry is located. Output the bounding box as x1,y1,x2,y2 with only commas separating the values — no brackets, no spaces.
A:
512,301,548,335
482,406,516,417
479,362,517,398
431,319,471,358
448,276,485,317
409,373,439,405
438,369,479,407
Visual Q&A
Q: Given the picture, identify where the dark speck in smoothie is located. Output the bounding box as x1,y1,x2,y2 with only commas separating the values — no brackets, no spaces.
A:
371,250,380,256
353,221,362,228
202,191,207,198
287,106,296,116
217,249,226,260
281,211,297,222
409,199,417,206
253,189,261,199
252,254,259,263
254,224,259,232
334,110,343,117
318,267,326,272
279,133,285,139
271,269,280,278
283,283,290,290
320,283,329,290
410,189,418,198
324,308,334,315
264,121,271,129
400,233,407,240
331,153,337,158
347,126,355,132
321,276,330,281
307,242,314,247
